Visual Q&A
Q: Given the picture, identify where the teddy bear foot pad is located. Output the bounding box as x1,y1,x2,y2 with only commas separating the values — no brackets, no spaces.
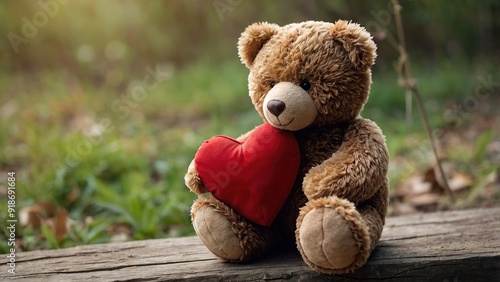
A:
191,198,244,261
191,197,273,263
296,196,371,274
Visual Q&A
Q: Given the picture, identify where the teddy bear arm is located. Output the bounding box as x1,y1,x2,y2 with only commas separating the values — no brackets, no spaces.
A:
303,119,388,203
185,159,208,194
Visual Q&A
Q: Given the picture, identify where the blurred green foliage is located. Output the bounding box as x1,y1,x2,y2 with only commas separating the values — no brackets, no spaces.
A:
0,0,499,253
2,0,499,74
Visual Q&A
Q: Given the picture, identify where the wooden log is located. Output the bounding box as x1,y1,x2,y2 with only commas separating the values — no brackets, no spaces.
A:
1,207,499,281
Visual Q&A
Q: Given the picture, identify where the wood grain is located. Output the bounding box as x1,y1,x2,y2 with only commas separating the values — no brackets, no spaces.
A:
1,207,499,281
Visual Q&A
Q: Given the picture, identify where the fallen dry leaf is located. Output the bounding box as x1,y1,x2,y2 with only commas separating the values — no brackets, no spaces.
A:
424,161,473,194
54,210,68,242
448,172,474,192
405,193,441,210
19,202,70,242
391,202,419,215
396,174,432,198
20,202,57,229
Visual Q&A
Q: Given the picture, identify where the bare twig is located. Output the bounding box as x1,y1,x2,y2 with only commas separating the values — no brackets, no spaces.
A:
390,0,455,202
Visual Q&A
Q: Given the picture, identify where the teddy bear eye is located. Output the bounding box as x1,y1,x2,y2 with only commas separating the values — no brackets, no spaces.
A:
299,80,311,91
270,81,276,88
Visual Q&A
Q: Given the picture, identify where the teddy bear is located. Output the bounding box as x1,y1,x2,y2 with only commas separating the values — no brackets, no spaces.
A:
185,20,389,275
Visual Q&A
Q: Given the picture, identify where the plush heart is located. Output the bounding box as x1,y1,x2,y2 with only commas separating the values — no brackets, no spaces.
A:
194,123,300,226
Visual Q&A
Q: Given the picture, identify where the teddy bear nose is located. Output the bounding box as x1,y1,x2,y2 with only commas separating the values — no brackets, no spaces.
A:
267,99,286,117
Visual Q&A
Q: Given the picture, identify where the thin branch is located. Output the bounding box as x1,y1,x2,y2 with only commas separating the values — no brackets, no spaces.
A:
390,0,455,202
381,26,401,52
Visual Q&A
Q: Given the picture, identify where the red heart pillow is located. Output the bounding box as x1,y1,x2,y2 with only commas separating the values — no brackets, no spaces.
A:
194,123,300,226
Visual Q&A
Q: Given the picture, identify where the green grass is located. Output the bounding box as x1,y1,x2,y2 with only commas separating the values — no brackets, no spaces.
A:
369,59,500,195
0,59,259,253
0,57,498,253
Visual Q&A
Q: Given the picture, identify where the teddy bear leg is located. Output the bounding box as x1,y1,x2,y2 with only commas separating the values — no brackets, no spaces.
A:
357,204,384,254
296,196,382,275
191,197,272,263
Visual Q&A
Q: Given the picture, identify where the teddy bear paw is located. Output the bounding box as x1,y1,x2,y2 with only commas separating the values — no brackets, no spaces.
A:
191,200,243,261
296,196,371,274
184,160,208,194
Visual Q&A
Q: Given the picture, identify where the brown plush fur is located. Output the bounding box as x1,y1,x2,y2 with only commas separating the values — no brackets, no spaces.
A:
186,20,389,275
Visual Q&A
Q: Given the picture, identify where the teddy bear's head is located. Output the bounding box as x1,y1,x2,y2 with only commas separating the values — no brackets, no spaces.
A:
238,20,376,131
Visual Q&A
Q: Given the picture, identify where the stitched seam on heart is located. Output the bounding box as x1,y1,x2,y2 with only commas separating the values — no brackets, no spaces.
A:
257,195,267,226
249,176,271,226
213,135,242,144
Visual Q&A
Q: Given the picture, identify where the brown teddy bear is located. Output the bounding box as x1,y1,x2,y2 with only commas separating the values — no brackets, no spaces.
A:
185,20,389,275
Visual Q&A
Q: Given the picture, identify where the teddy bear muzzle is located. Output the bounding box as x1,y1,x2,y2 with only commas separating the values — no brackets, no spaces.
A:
263,82,318,131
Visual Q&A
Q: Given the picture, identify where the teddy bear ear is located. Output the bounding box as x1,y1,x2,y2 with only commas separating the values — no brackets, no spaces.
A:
238,22,280,68
330,20,377,71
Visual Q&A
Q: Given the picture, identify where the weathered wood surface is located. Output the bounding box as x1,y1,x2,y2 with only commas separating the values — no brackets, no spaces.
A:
1,207,499,281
